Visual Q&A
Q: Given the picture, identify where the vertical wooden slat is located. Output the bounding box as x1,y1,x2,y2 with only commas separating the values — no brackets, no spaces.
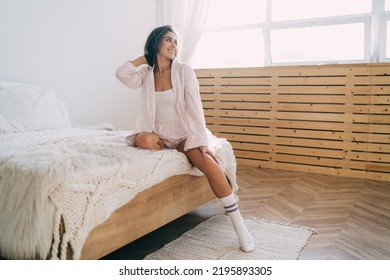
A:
366,64,390,181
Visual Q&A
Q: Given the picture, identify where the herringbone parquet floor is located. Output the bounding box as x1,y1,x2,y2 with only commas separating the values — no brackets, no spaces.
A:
103,166,390,260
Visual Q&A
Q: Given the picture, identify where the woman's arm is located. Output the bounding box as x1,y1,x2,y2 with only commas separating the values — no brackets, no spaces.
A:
115,56,148,89
130,55,148,67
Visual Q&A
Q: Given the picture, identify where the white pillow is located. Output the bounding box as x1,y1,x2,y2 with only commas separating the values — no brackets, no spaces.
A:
0,82,68,132
56,99,72,127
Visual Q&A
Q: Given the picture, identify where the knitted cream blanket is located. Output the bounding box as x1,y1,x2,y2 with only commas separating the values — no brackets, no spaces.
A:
0,128,237,260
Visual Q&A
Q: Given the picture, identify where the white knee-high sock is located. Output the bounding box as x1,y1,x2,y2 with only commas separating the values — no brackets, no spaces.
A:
220,193,255,252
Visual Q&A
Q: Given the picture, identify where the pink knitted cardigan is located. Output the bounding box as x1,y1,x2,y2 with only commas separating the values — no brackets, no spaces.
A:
115,59,209,151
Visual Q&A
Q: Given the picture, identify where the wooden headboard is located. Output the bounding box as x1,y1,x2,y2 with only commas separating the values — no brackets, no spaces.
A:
196,63,390,181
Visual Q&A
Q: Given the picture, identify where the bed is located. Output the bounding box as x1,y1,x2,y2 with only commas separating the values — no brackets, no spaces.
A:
0,80,238,260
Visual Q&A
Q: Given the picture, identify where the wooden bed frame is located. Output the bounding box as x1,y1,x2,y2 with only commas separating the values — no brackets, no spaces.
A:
63,174,214,260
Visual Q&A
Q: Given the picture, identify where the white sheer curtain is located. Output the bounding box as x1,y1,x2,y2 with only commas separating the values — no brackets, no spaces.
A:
157,0,210,65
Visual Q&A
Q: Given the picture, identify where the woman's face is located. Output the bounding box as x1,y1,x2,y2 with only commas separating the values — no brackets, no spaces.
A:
158,31,178,60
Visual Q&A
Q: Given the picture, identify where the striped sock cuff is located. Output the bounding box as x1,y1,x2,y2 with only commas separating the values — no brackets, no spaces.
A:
224,202,238,213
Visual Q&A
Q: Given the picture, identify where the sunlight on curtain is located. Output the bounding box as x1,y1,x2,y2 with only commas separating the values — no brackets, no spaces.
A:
205,0,266,27
157,0,210,64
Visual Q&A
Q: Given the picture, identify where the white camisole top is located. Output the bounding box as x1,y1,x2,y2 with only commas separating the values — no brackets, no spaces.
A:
155,89,180,123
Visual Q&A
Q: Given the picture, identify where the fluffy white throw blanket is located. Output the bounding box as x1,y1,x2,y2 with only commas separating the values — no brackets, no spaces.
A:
0,128,237,259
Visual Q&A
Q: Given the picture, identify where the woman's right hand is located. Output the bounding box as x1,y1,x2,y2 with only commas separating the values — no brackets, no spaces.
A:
199,146,219,163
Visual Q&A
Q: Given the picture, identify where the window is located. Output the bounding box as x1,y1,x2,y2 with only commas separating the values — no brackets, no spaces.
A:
193,0,389,68
194,29,264,68
380,1,390,61
270,23,366,63
272,0,371,21
387,20,390,59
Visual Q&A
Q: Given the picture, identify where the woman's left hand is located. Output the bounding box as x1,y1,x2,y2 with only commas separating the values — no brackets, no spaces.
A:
199,146,218,163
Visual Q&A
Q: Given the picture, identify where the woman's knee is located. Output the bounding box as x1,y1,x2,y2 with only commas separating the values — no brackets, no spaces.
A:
135,132,163,150
186,148,219,172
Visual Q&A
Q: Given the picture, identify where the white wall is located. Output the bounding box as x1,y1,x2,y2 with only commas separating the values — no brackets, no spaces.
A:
0,0,157,130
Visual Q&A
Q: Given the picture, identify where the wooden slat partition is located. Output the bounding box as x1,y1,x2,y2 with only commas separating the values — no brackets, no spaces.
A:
196,63,390,181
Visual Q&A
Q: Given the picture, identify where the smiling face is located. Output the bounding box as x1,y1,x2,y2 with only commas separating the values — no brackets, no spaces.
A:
157,31,178,61
144,26,178,67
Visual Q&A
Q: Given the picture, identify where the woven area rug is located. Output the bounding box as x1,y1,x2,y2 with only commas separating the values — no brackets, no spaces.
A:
144,214,316,260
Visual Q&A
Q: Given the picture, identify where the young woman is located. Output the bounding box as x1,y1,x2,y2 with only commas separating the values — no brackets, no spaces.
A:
116,25,255,252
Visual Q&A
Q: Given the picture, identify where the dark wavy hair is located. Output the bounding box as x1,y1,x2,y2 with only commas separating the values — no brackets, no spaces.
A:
144,25,177,67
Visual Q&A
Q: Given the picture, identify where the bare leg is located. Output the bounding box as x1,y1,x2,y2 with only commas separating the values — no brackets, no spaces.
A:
176,140,232,197
134,132,164,150
176,140,255,252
